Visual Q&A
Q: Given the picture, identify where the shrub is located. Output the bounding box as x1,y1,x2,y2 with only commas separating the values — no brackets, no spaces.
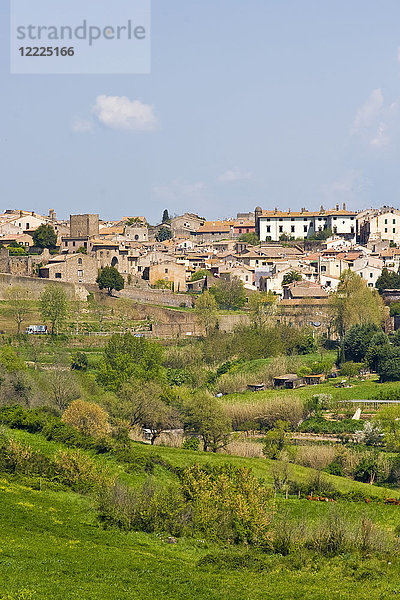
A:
182,436,200,451
61,399,110,438
54,448,116,493
0,347,26,372
339,361,364,377
71,351,88,371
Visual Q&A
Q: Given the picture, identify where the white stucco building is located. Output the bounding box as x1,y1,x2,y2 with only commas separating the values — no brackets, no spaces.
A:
255,205,357,242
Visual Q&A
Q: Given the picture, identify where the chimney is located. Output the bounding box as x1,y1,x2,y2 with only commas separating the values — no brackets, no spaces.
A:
320,205,324,213
336,204,339,211
274,207,278,214
343,203,346,211
19,211,23,217
288,208,291,214
31,211,34,216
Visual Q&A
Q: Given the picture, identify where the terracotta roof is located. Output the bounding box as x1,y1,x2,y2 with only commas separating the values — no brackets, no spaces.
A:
99,226,124,235
258,209,356,217
197,221,231,233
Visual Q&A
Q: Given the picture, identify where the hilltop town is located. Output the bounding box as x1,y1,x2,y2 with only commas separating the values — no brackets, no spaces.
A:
0,204,399,336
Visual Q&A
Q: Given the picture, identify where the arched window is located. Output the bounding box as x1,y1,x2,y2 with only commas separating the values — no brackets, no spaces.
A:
78,257,83,265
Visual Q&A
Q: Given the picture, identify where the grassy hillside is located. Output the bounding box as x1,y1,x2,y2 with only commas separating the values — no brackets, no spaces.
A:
7,426,400,499
1,431,400,599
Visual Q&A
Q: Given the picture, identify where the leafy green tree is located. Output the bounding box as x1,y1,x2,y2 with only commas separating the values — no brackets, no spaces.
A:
332,271,385,344
96,266,125,296
8,241,26,256
354,454,381,484
77,246,87,254
97,333,164,392
39,284,69,334
282,271,302,286
249,291,277,328
195,291,218,335
209,277,246,310
308,226,332,241
376,268,400,295
343,323,379,362
183,392,231,452
339,361,364,377
0,346,26,372
4,285,31,334
375,406,400,450
71,351,88,371
191,269,211,282
162,209,170,223
156,226,172,242
377,353,400,382
262,420,290,459
389,302,400,317
238,232,259,245
32,224,58,249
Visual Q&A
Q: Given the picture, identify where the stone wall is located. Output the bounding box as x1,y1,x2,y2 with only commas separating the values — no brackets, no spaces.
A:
0,273,88,300
120,287,193,307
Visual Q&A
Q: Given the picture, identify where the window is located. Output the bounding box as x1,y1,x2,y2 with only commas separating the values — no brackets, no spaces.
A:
385,228,388,233
239,228,242,233
165,268,168,274
77,270,83,277
135,235,139,241
291,218,294,222
55,273,61,279
267,226,271,233
304,226,307,233
321,265,326,272
394,219,396,224
385,219,388,224
370,273,373,278
368,283,373,287
279,226,283,233
26,223,30,229
245,275,249,281
78,258,82,265
165,277,168,282
73,241,75,247
279,218,283,222
291,226,295,233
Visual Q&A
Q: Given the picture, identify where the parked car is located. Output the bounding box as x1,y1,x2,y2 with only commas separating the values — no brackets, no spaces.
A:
25,325,48,335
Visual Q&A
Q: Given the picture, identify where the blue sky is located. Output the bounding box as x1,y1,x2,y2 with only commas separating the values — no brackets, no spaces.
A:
1,0,400,223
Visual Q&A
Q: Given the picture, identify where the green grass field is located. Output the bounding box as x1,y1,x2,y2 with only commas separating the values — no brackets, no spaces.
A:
2,428,400,599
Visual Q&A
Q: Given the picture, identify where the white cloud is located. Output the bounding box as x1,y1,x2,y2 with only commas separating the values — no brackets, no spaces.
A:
93,95,157,131
71,118,94,133
352,88,384,134
370,122,389,148
218,168,253,183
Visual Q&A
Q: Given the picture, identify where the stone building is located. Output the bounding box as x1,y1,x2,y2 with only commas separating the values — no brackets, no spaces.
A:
0,247,49,277
39,253,98,284
144,260,187,292
62,214,99,254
